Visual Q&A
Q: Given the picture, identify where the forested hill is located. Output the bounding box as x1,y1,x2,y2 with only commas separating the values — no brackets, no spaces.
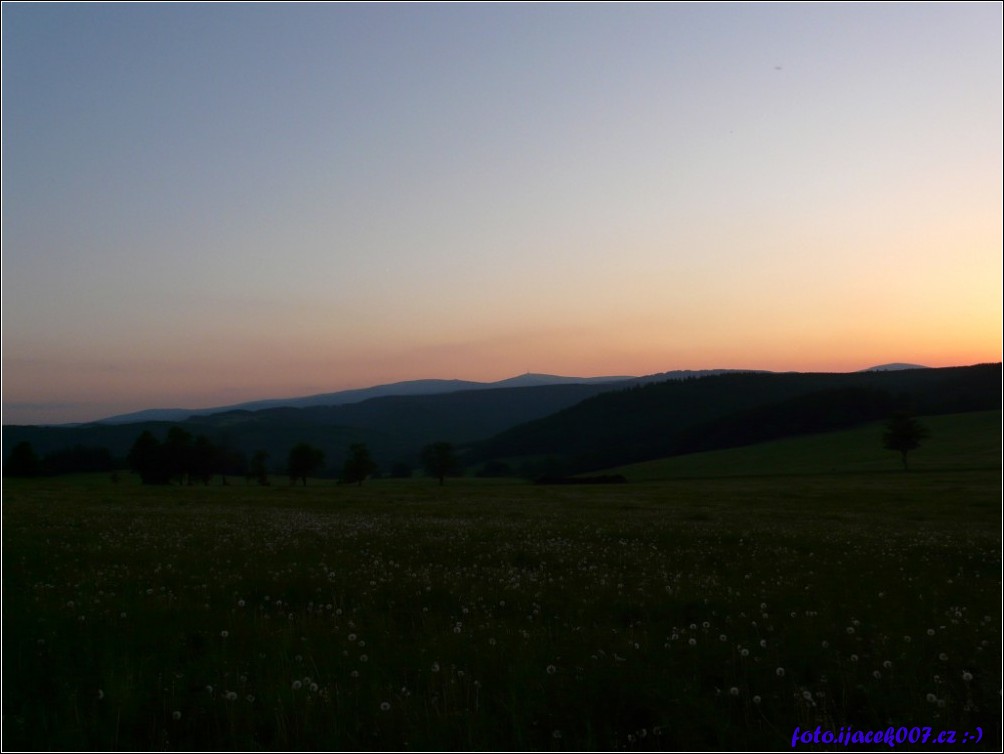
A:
465,363,1001,474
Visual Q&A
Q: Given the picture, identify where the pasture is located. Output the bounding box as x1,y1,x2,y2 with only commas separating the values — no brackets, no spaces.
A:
2,425,1000,750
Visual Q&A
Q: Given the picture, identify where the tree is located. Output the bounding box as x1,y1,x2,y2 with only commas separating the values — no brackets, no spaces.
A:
128,431,170,485
341,443,377,486
883,412,929,471
420,441,460,486
287,443,324,486
5,441,41,477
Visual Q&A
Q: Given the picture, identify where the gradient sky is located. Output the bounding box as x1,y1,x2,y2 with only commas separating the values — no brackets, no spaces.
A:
3,3,1001,424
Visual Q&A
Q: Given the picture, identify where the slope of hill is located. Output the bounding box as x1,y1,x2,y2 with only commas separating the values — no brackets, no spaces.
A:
466,364,1001,474
597,410,1001,481
1,381,631,472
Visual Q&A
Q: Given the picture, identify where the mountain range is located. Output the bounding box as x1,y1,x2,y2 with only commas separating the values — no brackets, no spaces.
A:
9,362,996,483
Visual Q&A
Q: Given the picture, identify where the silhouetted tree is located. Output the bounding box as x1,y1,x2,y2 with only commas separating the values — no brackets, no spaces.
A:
883,412,929,471
341,443,377,486
128,431,171,485
189,434,219,485
163,427,194,484
5,441,41,477
287,442,324,486
420,441,460,486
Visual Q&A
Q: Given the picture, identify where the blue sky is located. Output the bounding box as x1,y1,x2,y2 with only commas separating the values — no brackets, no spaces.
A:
2,3,1001,424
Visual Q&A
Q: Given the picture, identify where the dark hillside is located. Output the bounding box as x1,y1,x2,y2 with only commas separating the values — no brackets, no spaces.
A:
467,364,1001,473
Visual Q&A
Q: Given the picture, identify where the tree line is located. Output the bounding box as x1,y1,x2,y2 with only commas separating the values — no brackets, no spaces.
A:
2,428,463,486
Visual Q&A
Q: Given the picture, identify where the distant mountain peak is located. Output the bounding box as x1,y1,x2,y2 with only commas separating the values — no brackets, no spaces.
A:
859,363,929,372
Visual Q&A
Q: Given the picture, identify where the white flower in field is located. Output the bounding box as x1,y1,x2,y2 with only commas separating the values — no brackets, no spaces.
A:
873,670,882,679
431,662,440,673
775,667,785,677
225,691,237,701
220,630,229,638
348,633,357,642
760,639,767,648
688,638,697,647
380,702,391,712
310,683,319,693
552,730,562,740
205,685,213,694
172,710,181,721
237,599,245,608
883,660,892,669
729,687,740,696
821,641,829,649
358,640,366,648
846,626,855,635
850,654,859,662
359,654,368,663
292,680,302,690
802,690,812,701
740,648,749,657
97,689,104,701
546,664,557,675
938,653,948,661
246,695,255,703
719,634,727,642
926,693,937,703
350,670,359,678
904,635,912,642
962,671,973,682
752,695,761,705
927,628,936,636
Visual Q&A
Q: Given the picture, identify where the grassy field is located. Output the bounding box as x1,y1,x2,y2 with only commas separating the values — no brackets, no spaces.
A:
3,414,1001,750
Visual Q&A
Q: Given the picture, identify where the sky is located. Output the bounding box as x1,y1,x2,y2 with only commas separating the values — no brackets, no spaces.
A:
2,2,1001,425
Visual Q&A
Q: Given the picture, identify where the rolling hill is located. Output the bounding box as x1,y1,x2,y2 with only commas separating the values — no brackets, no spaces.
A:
465,363,1001,475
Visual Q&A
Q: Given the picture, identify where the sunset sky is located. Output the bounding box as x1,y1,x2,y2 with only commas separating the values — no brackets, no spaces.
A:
3,3,1001,425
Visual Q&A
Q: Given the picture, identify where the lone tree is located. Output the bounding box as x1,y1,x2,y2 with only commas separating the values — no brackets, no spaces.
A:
341,443,377,486
883,412,929,471
420,441,460,486
287,442,325,486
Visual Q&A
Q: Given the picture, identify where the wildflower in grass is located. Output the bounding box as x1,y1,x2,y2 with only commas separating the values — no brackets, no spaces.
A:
729,687,740,696
553,730,562,740
962,671,973,682
546,664,557,675
753,695,762,704
359,654,368,662
246,695,255,703
348,633,357,642
310,683,319,692
431,662,440,672
926,693,938,703
225,691,237,701
172,710,181,721
740,648,749,657
688,638,697,646
220,630,229,638
850,654,859,662
873,670,882,679
883,660,892,669
939,653,948,661
719,634,727,642
927,628,936,636
802,690,812,701
381,702,391,712
776,667,785,677
292,680,302,690
846,626,855,635
97,689,104,701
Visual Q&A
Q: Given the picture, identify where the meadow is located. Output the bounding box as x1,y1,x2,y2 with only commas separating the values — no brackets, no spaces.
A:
3,415,1001,751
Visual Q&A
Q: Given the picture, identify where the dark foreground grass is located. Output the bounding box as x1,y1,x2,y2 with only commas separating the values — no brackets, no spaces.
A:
2,468,1000,751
